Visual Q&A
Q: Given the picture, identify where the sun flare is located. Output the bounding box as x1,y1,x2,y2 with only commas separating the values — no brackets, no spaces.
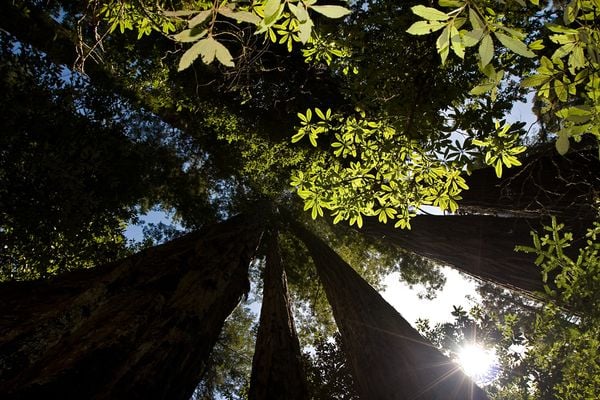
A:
457,343,497,383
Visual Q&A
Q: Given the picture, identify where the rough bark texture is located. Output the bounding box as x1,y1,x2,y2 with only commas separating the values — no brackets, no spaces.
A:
248,231,308,400
361,215,588,294
460,146,599,220
0,214,262,400
293,223,488,400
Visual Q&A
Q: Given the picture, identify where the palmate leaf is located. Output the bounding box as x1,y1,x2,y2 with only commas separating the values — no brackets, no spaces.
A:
178,36,234,71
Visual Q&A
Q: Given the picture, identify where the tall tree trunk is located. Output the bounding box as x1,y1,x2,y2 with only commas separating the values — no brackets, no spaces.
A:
0,214,262,399
460,145,599,220
361,215,587,294
293,222,488,400
249,230,308,400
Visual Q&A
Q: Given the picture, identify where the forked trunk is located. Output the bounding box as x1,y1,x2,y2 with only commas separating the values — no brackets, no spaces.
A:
249,230,308,400
0,214,262,399
293,222,488,400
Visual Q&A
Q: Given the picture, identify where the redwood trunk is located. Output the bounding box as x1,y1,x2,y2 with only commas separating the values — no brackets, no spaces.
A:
361,215,587,294
460,146,599,220
249,230,308,400
0,214,262,399
293,223,488,400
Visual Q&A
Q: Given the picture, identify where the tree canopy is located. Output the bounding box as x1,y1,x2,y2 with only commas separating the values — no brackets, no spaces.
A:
0,0,599,398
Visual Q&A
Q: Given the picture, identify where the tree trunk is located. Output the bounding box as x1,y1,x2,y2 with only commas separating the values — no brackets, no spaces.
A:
361,214,587,294
249,230,308,400
0,214,262,399
292,222,488,400
460,145,599,220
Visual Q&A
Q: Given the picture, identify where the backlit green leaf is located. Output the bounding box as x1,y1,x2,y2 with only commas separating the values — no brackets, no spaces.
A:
310,5,352,19
479,34,494,68
556,133,570,155
172,28,208,43
463,29,484,47
411,5,450,21
178,37,212,70
214,40,235,67
263,0,281,19
188,10,212,28
494,32,535,57
406,20,447,35
218,8,261,25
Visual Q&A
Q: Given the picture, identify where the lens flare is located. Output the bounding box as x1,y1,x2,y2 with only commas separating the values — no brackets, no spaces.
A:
457,343,497,384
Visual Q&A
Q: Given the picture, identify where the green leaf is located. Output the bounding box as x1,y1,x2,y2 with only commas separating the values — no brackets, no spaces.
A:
546,24,579,34
469,8,484,30
411,5,450,21
438,0,464,6
556,133,570,155
463,29,484,47
436,26,450,64
521,74,550,87
163,10,202,17
494,160,503,178
310,5,352,19
288,2,309,22
291,130,306,143
556,106,593,123
552,43,576,60
554,79,568,102
178,37,214,70
188,10,212,28
214,40,235,67
172,28,208,43
529,39,545,50
218,8,261,25
479,34,494,68
263,0,281,19
297,19,313,44
450,25,465,58
470,83,495,95
494,32,535,57
406,20,447,35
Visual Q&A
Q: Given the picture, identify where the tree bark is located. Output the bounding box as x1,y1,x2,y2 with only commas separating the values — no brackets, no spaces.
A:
460,145,599,220
293,222,488,400
249,230,308,400
0,214,262,400
360,214,588,295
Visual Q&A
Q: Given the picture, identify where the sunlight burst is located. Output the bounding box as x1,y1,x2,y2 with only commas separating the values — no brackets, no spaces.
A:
456,343,497,384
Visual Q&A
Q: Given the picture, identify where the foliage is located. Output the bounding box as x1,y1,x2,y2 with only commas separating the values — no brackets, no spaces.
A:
290,109,469,228
418,217,600,399
472,120,526,177
100,0,352,69
191,305,257,400
303,333,359,399
408,0,600,154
